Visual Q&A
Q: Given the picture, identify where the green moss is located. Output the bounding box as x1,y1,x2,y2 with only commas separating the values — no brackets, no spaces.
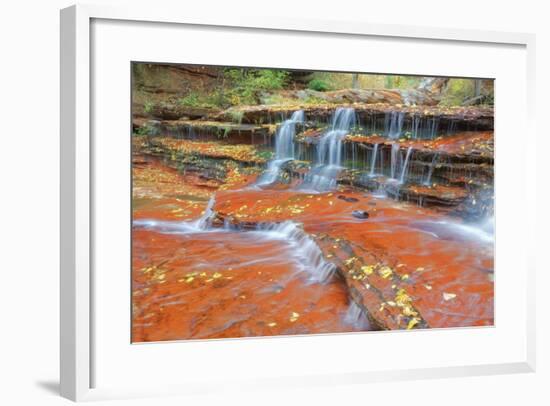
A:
307,78,331,92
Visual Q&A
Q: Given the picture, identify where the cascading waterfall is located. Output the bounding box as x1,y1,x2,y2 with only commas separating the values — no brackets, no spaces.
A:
301,107,356,191
423,153,439,185
133,196,217,234
256,110,304,186
390,143,401,180
135,209,336,284
369,143,379,176
399,146,413,184
386,111,405,139
255,221,336,283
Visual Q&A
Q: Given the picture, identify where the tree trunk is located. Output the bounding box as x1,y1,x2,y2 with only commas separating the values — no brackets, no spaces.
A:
351,74,359,89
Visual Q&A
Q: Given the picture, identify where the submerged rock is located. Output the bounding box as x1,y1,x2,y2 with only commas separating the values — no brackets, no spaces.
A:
352,210,370,219
338,195,359,203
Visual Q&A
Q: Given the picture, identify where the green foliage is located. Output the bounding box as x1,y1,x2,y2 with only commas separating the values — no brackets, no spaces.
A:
178,93,219,109
178,93,201,107
227,110,244,124
224,68,289,105
303,95,330,105
143,100,155,114
307,78,331,92
257,150,274,160
439,79,475,106
135,124,154,136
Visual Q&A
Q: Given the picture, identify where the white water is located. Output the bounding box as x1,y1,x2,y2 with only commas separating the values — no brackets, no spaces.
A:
254,221,336,283
301,107,356,191
412,216,495,245
134,195,336,284
369,144,379,176
134,196,217,234
390,143,400,180
423,153,439,185
256,110,304,186
343,301,371,329
399,146,413,184
387,111,405,139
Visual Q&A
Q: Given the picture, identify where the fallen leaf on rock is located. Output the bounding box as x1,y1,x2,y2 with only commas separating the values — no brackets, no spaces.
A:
344,257,357,266
379,266,393,279
443,292,457,301
289,312,300,322
361,265,374,275
407,317,420,330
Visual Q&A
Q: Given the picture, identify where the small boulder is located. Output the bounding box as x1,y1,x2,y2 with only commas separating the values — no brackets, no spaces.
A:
338,195,359,203
352,210,369,219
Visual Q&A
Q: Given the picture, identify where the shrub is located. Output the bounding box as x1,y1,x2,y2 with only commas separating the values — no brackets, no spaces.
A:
143,100,155,114
307,78,330,92
224,68,289,105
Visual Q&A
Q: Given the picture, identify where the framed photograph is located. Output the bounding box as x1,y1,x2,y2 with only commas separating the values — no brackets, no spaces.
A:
60,4,536,401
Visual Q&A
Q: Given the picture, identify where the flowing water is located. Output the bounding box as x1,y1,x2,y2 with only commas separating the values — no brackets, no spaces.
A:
256,110,304,186
386,111,405,139
423,153,439,185
301,107,356,191
369,143,379,176
399,146,413,184
132,192,365,341
390,143,401,180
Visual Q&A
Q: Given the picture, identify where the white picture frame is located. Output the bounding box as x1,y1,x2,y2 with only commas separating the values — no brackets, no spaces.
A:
60,3,537,402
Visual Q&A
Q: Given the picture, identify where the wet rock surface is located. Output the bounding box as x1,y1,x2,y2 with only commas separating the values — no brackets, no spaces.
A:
132,99,494,342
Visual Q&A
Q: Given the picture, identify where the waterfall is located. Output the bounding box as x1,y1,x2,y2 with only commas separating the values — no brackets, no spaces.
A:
301,107,356,191
192,196,216,229
255,221,336,283
256,110,304,186
369,144,379,176
390,143,400,180
411,114,420,139
344,301,370,329
134,196,217,233
423,153,439,185
428,117,439,140
399,146,413,184
386,111,405,139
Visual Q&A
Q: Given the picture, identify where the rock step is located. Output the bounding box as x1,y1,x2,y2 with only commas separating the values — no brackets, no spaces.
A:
210,103,494,130
133,118,275,146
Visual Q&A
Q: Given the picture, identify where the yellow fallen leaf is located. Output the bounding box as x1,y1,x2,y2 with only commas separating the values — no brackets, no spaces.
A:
212,272,222,279
289,312,300,322
185,276,194,283
401,274,409,280
424,284,432,290
407,317,420,330
361,265,374,275
267,322,277,327
344,257,357,266
443,292,457,301
379,266,393,279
